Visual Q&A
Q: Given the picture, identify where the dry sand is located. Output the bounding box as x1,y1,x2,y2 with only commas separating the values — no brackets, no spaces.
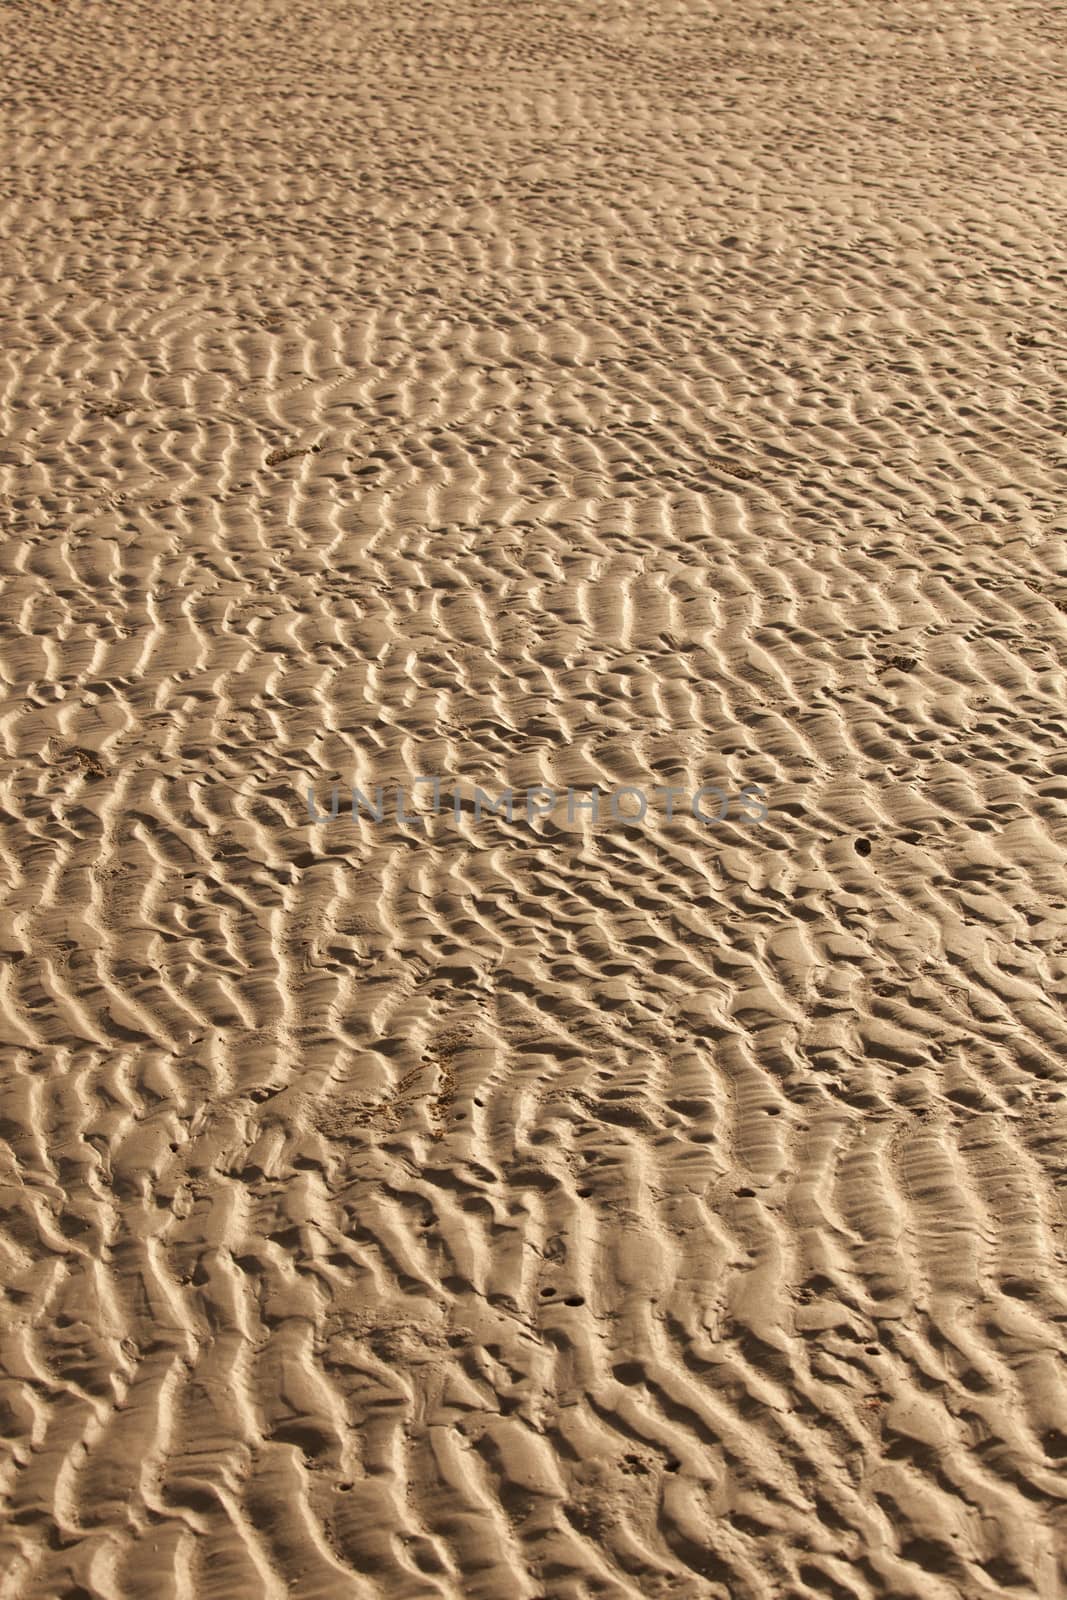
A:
2,1,1067,1596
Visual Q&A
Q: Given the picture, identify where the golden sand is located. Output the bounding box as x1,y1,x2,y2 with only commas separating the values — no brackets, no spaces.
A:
2,2,1066,1596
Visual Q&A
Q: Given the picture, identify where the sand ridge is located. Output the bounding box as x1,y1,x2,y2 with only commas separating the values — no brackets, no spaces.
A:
1,0,1067,1596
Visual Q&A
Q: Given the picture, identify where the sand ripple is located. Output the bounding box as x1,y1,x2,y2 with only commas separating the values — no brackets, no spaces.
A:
1,1,1066,1596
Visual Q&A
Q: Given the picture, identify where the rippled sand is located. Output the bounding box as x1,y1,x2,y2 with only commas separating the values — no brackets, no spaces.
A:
2,2,1066,1597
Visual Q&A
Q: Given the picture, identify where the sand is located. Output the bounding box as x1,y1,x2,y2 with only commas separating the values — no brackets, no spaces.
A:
2,1,1066,1596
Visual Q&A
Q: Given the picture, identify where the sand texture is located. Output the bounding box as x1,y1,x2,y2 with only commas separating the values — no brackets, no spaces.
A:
2,1,1067,1596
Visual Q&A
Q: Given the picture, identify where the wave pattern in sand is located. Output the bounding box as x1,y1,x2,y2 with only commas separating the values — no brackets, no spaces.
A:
2,1,1067,1597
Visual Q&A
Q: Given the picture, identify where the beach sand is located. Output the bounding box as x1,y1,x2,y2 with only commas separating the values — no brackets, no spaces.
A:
2,1,1066,1596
